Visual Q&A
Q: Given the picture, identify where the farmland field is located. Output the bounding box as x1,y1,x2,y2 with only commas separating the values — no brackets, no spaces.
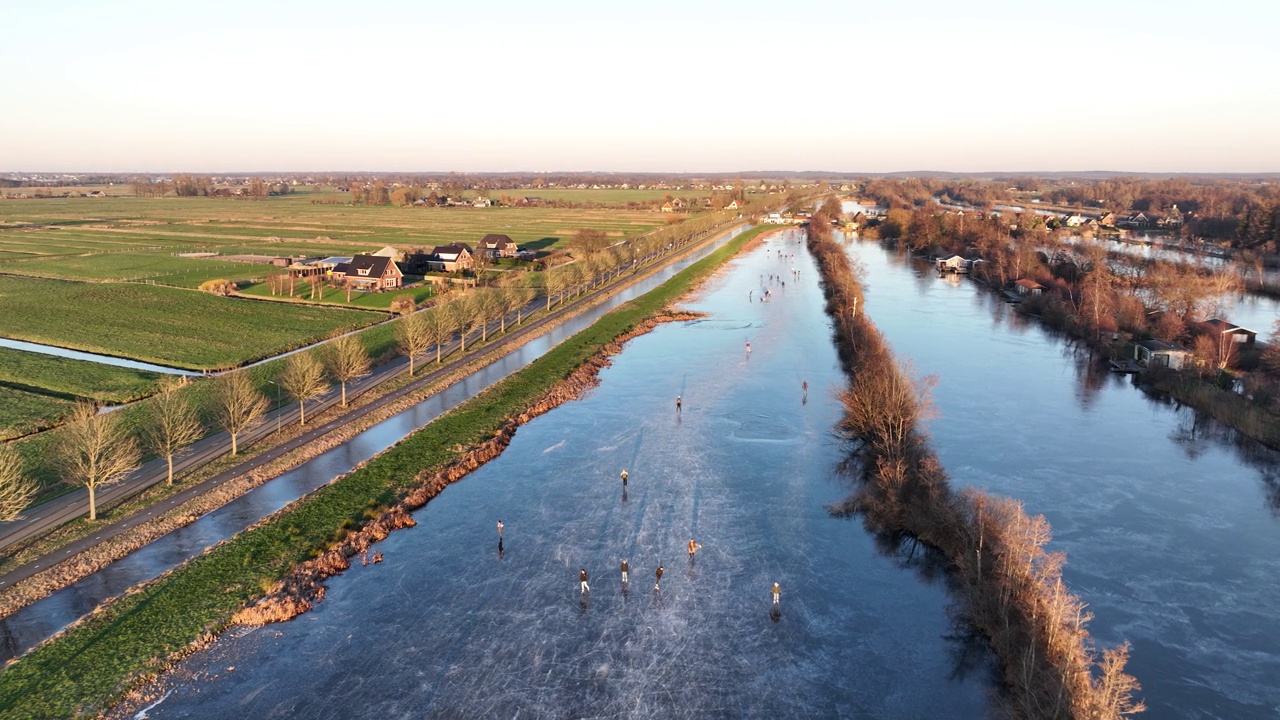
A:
0,275,384,370
238,281,438,309
0,193,693,370
0,346,163,403
474,187,714,204
0,385,73,441
0,193,672,251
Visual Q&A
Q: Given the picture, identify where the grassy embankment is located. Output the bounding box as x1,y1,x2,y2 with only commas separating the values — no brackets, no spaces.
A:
0,387,71,442
806,220,1143,718
0,224,773,720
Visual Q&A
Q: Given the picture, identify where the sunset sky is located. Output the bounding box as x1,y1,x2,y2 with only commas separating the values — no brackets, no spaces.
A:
2,0,1276,173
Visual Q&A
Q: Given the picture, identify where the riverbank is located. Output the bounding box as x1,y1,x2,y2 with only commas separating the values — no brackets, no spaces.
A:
966,271,1280,454
806,222,1143,718
0,224,780,719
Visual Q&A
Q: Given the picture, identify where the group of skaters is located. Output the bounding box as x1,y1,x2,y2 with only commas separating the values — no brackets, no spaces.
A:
497,511,782,609
752,250,800,303
538,468,783,610
521,245,812,614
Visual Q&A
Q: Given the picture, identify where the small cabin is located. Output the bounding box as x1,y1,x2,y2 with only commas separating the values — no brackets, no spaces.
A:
936,254,976,274
1014,278,1045,296
1133,339,1192,370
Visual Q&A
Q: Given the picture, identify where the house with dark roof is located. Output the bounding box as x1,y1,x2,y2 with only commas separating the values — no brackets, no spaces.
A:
418,243,475,273
330,254,403,291
1199,318,1257,348
1118,212,1151,228
478,233,519,259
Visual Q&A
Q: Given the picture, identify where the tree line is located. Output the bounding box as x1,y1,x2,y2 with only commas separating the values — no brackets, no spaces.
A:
866,202,1280,440
857,176,1280,251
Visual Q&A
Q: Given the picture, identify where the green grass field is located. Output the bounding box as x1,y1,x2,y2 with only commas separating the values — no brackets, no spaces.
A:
238,281,437,309
0,386,73,441
0,194,670,252
0,346,163,403
0,275,384,370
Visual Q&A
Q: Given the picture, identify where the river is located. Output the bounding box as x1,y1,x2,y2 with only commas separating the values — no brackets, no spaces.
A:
110,229,995,718
847,235,1280,718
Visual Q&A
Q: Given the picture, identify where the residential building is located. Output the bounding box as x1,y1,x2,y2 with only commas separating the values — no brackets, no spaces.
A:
330,254,404,291
478,233,519,258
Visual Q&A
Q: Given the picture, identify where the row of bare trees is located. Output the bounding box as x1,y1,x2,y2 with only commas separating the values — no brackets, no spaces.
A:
0,335,378,523
807,217,1144,718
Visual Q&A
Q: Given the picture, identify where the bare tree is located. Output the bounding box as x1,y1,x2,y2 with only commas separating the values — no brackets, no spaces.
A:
474,290,501,343
571,228,609,256
454,293,484,352
543,264,568,310
55,401,141,521
510,286,536,325
142,378,203,486
324,334,371,406
395,312,431,377
496,286,526,333
280,352,328,426
422,305,457,363
213,371,268,456
0,443,37,521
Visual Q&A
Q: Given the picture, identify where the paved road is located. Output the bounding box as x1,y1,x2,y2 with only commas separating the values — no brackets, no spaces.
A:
0,224,738,591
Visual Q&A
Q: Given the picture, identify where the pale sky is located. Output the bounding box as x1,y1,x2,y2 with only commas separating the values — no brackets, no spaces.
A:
1,0,1277,174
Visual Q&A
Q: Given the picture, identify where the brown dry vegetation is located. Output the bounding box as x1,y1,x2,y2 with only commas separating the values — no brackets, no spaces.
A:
807,209,1144,719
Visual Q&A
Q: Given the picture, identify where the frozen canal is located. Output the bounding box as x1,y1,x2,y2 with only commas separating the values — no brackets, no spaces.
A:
850,237,1280,719
125,230,995,718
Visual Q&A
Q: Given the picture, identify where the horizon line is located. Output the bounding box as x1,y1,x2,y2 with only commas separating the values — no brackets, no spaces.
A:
6,169,1280,178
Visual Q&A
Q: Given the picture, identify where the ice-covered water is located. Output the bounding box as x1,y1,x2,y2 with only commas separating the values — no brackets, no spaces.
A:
850,237,1280,719
124,230,995,718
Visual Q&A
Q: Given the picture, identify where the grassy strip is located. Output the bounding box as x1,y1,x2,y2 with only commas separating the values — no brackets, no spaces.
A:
1154,373,1280,449
0,224,770,719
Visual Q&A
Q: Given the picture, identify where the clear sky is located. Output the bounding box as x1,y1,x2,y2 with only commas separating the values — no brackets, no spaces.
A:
1,0,1277,174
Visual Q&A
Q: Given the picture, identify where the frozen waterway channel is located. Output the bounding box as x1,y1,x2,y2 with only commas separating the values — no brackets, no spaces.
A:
127,230,995,718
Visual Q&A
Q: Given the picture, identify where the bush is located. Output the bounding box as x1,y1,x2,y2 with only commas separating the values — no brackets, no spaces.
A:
197,279,237,296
